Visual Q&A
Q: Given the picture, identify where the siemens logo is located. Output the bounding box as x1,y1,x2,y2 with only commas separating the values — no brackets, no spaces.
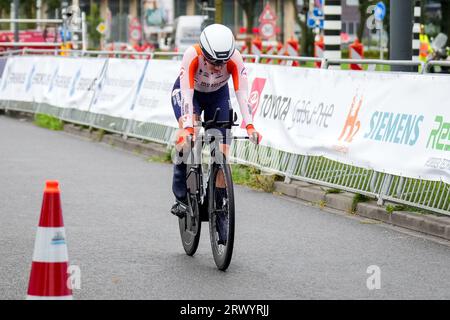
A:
364,111,424,146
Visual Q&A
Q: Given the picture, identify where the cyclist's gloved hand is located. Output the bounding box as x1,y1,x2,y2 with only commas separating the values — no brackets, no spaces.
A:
176,127,195,147
246,124,262,145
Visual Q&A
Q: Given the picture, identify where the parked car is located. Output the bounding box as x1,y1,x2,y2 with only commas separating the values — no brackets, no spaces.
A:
171,15,208,53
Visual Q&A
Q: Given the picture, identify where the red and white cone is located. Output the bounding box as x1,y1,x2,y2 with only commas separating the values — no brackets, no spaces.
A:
27,181,72,300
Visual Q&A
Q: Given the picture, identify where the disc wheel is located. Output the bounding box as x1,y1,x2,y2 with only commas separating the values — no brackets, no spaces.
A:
178,165,201,256
208,160,235,271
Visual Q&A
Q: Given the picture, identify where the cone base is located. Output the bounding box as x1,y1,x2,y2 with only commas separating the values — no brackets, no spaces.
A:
27,262,72,297
26,295,73,300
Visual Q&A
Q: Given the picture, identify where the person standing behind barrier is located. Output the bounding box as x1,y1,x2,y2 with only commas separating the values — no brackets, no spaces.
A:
419,24,433,63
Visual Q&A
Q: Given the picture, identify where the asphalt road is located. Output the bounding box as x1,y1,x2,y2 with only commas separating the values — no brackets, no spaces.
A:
1,114,449,300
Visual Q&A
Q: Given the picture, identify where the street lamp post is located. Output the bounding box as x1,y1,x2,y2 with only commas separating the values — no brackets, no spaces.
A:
390,0,414,71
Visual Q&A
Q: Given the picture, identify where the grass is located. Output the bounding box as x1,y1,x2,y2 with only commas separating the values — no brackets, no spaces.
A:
231,164,280,193
385,202,432,215
96,129,105,141
148,148,173,164
351,193,371,214
386,204,406,214
34,114,64,131
325,188,343,194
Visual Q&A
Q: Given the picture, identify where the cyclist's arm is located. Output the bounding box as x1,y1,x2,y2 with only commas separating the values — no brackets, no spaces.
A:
227,50,253,127
179,46,199,128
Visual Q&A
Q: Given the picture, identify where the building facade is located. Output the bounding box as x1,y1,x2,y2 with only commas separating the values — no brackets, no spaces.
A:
61,1,361,47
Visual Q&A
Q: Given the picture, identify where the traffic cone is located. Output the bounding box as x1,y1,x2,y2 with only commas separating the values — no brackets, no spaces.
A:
27,181,72,300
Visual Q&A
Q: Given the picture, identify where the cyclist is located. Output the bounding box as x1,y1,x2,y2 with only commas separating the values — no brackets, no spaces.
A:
170,24,262,221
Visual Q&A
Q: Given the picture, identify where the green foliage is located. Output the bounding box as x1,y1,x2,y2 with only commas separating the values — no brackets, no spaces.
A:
0,0,10,15
351,193,370,213
34,113,64,131
325,188,343,194
237,0,258,35
45,0,61,12
86,3,103,49
148,148,173,164
96,129,105,142
231,164,277,193
386,204,405,214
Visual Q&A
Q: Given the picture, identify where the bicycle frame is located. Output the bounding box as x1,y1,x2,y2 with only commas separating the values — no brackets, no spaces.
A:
184,107,249,219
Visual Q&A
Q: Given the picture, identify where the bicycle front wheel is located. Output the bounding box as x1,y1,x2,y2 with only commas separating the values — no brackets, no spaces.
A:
179,164,202,256
208,159,235,271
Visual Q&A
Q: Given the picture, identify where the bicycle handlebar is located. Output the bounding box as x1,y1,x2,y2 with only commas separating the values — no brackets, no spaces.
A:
201,108,238,130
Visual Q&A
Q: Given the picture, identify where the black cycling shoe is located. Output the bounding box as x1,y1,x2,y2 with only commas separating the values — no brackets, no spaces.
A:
171,198,188,218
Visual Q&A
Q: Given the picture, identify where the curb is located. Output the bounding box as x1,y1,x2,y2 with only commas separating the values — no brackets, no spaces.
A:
63,123,168,158
274,181,450,241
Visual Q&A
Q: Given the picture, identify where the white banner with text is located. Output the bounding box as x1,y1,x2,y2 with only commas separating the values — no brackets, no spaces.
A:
0,56,448,183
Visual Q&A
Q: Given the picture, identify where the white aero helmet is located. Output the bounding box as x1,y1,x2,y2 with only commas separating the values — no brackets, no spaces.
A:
199,24,235,65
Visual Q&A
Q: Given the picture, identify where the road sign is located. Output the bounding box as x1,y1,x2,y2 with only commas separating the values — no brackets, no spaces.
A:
307,11,323,30
96,22,107,35
258,3,277,39
374,1,386,21
259,3,277,23
129,17,142,42
259,21,276,39
312,7,323,17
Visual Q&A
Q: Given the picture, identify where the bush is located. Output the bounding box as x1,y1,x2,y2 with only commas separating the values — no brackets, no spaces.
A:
34,114,64,131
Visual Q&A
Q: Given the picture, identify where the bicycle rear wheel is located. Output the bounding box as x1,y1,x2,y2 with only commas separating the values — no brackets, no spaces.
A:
178,164,201,256
208,159,235,271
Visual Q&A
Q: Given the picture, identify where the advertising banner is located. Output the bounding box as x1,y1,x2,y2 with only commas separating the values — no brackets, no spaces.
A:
90,58,147,118
43,57,108,111
0,56,38,102
242,64,450,183
1,56,448,183
0,57,7,79
27,56,59,104
132,59,179,127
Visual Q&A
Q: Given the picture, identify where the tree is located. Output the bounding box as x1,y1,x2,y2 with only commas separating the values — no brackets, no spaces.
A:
357,0,371,42
292,0,314,56
45,0,62,14
86,2,103,49
0,0,10,16
237,0,257,36
440,0,450,40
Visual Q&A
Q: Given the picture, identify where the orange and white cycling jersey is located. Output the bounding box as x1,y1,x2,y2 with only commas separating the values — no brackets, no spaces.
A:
178,44,253,128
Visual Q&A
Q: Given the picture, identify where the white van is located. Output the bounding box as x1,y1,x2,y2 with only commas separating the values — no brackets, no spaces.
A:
172,15,208,53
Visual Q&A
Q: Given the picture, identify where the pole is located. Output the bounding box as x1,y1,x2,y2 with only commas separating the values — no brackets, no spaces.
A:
215,0,223,24
412,0,422,63
36,0,42,31
379,21,383,60
13,0,19,43
390,0,414,71
82,11,87,52
323,0,342,68
10,2,13,32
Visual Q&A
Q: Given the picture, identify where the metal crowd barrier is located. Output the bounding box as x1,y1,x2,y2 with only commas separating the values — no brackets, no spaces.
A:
0,50,448,216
